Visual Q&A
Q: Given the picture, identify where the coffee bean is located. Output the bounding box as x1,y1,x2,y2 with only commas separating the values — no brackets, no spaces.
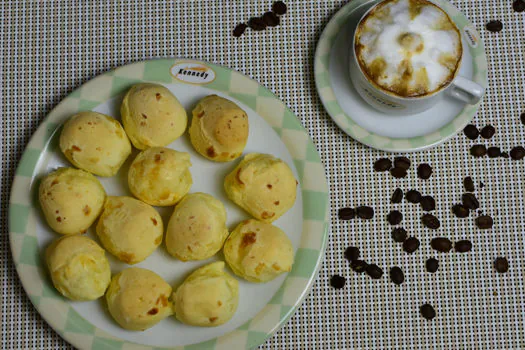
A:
455,240,472,253
374,158,392,172
365,264,383,279
510,146,525,160
391,166,407,179
462,193,480,210
394,156,411,170
501,151,510,158
420,304,436,320
262,11,280,27
417,163,433,180
513,0,525,12
338,207,355,220
330,275,346,289
351,260,368,273
387,210,403,225
272,1,287,15
521,112,525,125
356,206,374,219
464,176,475,192
431,237,452,252
344,246,360,262
426,258,439,273
452,204,470,218
487,147,502,158
486,20,503,32
480,125,496,139
494,257,509,273
390,267,404,285
406,190,422,203
422,214,440,229
463,124,479,140
248,17,267,31
391,188,403,203
479,181,485,188
403,237,420,254
470,145,487,157
420,196,436,212
391,228,408,243
475,215,493,229
233,23,247,37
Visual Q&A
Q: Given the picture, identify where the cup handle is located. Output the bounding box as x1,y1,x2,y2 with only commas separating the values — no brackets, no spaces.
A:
447,76,485,105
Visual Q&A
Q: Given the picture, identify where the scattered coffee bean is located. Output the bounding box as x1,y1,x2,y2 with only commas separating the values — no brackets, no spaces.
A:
475,215,493,229
455,240,472,253
365,264,383,279
330,275,346,289
487,147,502,158
406,190,422,203
521,112,525,125
344,246,360,262
387,210,403,225
394,156,411,170
391,188,403,203
431,237,453,252
356,206,374,219
391,166,407,179
510,146,525,160
513,0,525,12
248,17,267,31
470,145,487,157
501,151,510,158
452,204,470,218
464,176,475,192
403,237,420,254
272,1,287,15
420,196,436,212
233,23,247,37
486,20,503,32
426,258,439,273
374,158,392,172
390,267,404,285
422,214,440,229
463,124,479,140
479,181,484,188
417,163,433,180
462,193,480,210
351,260,368,273
262,11,280,27
480,125,496,139
494,257,509,273
420,304,436,320
338,207,355,220
391,228,408,243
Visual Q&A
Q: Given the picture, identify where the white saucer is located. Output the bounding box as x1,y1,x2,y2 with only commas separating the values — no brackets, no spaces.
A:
315,0,488,152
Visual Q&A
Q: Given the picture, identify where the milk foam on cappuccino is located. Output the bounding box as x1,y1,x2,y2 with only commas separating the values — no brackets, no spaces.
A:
355,0,462,97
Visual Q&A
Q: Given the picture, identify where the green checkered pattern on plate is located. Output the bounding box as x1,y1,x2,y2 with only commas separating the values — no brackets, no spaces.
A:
9,59,329,350
314,0,488,152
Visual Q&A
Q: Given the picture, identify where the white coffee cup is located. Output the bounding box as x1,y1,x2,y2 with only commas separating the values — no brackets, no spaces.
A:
349,0,485,115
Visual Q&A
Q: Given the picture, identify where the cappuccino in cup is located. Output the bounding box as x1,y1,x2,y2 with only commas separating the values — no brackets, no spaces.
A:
354,0,462,98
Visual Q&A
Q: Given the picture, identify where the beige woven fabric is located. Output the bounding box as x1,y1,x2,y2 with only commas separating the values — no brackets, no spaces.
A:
2,1,524,348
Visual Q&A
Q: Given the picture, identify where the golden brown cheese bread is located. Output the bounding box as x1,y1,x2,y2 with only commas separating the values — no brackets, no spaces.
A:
224,153,297,222
46,235,111,301
189,95,249,162
96,196,163,265
59,111,131,177
172,261,239,327
39,168,106,235
121,83,187,150
223,219,294,283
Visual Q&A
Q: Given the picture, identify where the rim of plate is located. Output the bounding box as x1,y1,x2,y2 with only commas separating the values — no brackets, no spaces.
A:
314,0,488,153
9,58,329,350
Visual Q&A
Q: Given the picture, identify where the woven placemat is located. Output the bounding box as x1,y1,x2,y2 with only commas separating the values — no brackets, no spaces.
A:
2,1,524,348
